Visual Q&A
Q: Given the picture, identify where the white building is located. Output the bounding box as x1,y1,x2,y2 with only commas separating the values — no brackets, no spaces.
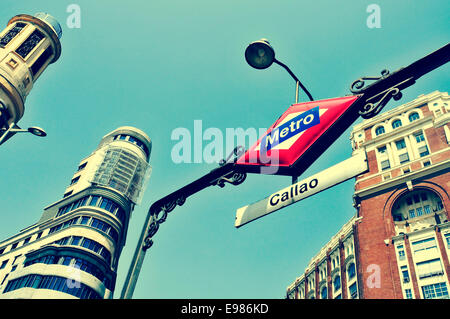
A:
0,126,151,299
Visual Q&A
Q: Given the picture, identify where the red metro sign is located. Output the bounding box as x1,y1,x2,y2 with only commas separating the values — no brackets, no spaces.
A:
235,95,361,176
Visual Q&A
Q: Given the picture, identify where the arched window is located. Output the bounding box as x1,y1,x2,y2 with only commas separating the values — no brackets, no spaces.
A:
409,112,420,122
392,119,402,129
392,189,444,222
375,126,385,136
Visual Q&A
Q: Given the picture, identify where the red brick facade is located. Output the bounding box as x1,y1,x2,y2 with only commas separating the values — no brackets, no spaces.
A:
287,92,450,299
353,94,450,299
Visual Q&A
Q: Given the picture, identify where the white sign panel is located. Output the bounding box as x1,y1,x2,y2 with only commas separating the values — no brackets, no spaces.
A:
235,151,368,228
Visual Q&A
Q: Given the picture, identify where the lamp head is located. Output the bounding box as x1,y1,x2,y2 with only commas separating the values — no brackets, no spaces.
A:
28,126,47,137
245,39,275,70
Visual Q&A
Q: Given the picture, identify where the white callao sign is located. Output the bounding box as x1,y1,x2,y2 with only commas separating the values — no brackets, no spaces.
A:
235,151,368,228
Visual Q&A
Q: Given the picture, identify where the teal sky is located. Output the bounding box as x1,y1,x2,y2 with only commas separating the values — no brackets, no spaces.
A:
0,0,448,299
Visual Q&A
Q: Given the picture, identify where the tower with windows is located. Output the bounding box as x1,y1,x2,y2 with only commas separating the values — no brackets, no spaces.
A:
0,126,151,299
286,91,450,299
0,13,62,143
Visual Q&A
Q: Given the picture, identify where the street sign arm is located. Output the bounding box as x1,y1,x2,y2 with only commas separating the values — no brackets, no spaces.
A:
120,160,245,299
148,162,244,216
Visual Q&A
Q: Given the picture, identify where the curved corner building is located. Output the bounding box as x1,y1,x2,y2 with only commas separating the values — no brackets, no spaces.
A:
0,126,151,299
0,13,62,142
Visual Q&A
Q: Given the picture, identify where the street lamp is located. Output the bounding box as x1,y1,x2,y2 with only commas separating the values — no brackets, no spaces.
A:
245,39,314,103
0,122,47,145
245,39,315,184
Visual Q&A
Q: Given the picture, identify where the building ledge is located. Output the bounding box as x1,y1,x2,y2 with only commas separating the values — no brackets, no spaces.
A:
354,157,450,201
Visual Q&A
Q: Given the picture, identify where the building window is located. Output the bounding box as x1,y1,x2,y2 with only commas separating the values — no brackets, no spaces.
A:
445,233,450,249
414,131,425,143
30,45,53,78
77,162,87,171
0,260,8,269
333,276,341,292
0,23,26,47
24,254,112,292
380,159,391,171
422,282,448,299
392,190,441,222
89,195,100,206
113,134,149,157
80,216,90,225
70,176,80,185
349,282,358,299
423,160,431,167
321,286,327,299
71,236,81,246
399,153,409,164
347,263,356,280
418,145,429,157
401,266,410,283
396,139,406,150
409,112,420,122
56,195,124,224
412,237,437,254
416,207,424,216
15,29,45,59
0,274,8,286
12,255,21,264
405,289,413,299
377,146,387,154
375,126,385,136
63,190,73,198
416,259,444,279
397,245,406,261
392,119,402,129
3,274,102,299
51,236,111,264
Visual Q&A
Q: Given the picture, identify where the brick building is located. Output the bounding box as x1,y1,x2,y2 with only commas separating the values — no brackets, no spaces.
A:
286,91,450,299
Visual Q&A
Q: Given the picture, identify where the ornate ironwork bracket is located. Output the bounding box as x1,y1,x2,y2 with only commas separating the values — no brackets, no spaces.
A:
350,68,417,119
358,77,414,119
350,69,390,94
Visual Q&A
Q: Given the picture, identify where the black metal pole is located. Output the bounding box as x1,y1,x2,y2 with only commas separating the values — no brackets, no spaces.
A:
274,59,314,102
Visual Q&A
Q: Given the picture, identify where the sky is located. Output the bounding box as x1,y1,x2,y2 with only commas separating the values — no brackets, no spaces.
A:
0,0,448,299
